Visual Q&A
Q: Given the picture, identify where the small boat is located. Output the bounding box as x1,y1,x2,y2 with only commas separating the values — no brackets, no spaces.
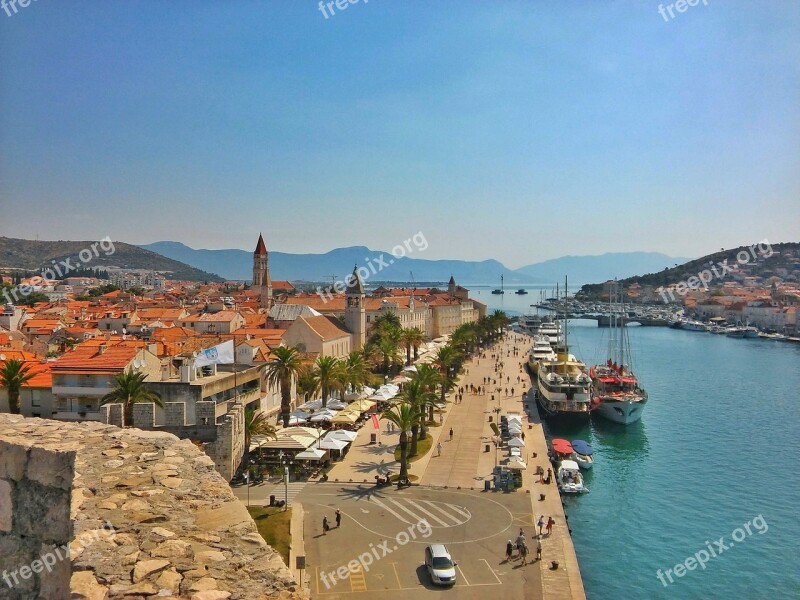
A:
571,439,594,469
515,289,528,295
491,275,505,295
681,320,708,332
557,460,588,493
551,438,574,460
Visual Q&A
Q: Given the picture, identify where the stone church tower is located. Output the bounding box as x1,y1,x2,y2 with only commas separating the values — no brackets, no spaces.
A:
344,264,366,350
252,233,273,310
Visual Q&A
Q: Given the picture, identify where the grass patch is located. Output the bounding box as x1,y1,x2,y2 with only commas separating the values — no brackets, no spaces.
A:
247,506,292,566
393,435,433,463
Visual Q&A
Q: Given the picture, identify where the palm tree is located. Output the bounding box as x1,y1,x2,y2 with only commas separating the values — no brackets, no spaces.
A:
382,403,415,485
433,345,461,405
400,327,426,365
0,359,35,415
400,379,435,450
100,368,162,427
414,364,445,422
266,346,303,427
243,406,277,467
343,351,370,393
314,355,345,408
377,335,401,375
295,366,320,404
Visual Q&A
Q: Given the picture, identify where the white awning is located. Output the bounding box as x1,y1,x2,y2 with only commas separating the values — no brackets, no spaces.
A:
294,448,328,461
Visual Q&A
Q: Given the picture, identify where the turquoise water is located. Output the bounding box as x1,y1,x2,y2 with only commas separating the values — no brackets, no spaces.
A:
541,321,800,599
478,284,800,597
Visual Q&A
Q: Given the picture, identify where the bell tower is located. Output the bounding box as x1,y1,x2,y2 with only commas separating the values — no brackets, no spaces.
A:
344,264,366,350
253,233,272,310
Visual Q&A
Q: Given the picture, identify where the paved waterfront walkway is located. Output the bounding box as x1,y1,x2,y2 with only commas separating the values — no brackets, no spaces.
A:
308,332,586,600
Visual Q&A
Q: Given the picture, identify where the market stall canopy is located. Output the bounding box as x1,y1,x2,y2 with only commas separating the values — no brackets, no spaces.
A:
327,430,358,442
287,415,307,425
309,409,339,423
331,411,359,424
294,448,328,461
506,458,527,470
319,438,348,451
250,435,314,451
508,437,525,448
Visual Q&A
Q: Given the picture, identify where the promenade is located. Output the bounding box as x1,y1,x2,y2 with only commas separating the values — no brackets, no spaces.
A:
320,331,586,600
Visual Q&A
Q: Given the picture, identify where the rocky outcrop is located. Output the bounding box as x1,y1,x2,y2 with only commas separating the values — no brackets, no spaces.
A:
0,414,307,600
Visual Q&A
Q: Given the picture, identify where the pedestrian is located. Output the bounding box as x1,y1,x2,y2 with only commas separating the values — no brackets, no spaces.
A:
545,468,552,484
449,428,454,441
335,509,342,528
537,515,545,535
516,531,525,553
439,413,443,424
536,536,542,561
547,517,555,535
323,516,330,534
520,543,529,565
437,442,442,456
505,540,514,561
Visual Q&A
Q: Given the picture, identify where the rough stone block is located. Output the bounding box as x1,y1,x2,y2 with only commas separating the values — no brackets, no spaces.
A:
27,447,75,491
0,479,12,532
0,440,28,481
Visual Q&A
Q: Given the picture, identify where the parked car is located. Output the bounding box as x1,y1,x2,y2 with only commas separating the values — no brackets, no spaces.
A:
424,544,456,586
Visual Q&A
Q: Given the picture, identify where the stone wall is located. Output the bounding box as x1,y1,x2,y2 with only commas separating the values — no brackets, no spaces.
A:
0,415,306,600
0,439,75,599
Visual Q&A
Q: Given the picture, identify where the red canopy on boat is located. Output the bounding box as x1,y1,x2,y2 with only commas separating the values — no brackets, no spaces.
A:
552,438,574,455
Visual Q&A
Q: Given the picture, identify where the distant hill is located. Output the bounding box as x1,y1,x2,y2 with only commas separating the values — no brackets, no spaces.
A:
516,252,693,284
140,241,543,285
578,242,800,296
0,237,223,282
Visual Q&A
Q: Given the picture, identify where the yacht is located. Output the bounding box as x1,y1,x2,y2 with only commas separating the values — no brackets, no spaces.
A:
681,319,708,332
527,334,556,373
538,319,561,347
518,314,542,335
590,281,649,425
491,275,505,295
536,343,592,422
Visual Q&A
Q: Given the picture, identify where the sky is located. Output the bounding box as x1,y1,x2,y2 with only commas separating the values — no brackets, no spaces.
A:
0,1,798,269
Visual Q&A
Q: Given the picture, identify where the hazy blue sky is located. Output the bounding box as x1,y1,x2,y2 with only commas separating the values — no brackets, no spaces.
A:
1,1,798,268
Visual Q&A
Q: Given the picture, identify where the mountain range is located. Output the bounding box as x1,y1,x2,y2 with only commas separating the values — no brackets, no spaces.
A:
139,241,690,285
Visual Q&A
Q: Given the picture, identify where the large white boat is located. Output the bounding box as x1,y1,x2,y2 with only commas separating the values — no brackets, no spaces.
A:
518,314,542,335
590,281,648,425
681,319,708,332
536,345,593,423
527,334,556,373
538,318,561,347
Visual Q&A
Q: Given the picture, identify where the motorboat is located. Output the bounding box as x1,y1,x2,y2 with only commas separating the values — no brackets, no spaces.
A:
571,439,594,469
557,460,587,493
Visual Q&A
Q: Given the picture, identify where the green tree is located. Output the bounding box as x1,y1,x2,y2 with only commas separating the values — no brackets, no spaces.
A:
377,335,401,375
433,344,461,405
100,368,162,426
295,365,320,404
266,346,303,428
0,359,35,414
314,355,345,408
243,406,277,468
382,403,415,485
399,379,434,453
343,351,370,393
414,364,445,422
400,327,426,365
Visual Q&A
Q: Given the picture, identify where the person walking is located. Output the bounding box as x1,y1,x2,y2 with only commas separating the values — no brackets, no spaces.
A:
537,515,545,535
437,442,443,456
536,536,542,561
335,509,342,528
516,530,525,554
505,540,514,561
520,543,529,565
449,428,454,441
546,517,555,535
323,516,330,534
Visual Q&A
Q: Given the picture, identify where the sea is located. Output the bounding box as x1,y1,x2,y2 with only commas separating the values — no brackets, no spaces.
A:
475,284,800,600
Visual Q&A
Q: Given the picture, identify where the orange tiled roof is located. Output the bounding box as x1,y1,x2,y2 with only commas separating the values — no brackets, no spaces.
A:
52,345,140,372
298,315,350,341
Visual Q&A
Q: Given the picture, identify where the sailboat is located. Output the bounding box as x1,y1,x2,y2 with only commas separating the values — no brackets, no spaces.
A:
590,280,648,425
535,276,593,423
491,275,505,294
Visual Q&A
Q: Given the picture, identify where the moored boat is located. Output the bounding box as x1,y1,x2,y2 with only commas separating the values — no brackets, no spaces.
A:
557,460,588,493
571,439,594,469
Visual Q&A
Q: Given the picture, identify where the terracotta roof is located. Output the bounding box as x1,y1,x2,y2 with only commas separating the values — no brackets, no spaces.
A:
52,345,140,372
298,315,350,341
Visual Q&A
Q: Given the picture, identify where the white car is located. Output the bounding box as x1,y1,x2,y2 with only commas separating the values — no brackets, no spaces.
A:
424,544,456,586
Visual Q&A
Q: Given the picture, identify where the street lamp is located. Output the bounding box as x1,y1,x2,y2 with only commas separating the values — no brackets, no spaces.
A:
279,451,293,510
